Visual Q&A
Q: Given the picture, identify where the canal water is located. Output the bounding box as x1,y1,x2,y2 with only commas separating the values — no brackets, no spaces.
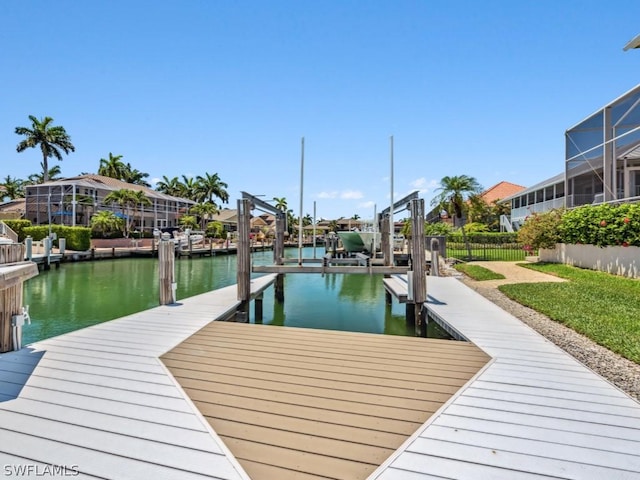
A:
23,247,449,344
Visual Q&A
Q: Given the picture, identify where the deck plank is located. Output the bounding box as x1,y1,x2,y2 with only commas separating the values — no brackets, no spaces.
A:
163,321,489,480
370,276,640,480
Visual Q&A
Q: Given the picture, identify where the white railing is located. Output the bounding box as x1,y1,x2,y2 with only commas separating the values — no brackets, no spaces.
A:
500,215,514,232
0,222,18,243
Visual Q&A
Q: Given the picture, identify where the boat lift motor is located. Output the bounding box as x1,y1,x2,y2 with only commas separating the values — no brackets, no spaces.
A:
11,305,31,351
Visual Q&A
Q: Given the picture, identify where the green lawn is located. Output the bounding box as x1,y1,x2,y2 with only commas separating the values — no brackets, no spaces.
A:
454,263,506,281
499,263,640,364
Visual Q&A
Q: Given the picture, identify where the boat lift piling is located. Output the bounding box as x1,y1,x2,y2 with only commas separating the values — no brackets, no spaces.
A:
236,192,289,321
408,198,427,336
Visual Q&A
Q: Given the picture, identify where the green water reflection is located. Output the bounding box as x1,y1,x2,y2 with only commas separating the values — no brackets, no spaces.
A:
23,248,449,344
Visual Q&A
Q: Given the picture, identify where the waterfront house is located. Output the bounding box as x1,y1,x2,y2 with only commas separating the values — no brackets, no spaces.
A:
501,82,640,230
24,174,195,234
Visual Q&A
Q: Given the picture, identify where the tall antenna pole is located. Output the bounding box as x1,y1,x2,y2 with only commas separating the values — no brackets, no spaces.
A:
298,137,305,266
389,135,394,264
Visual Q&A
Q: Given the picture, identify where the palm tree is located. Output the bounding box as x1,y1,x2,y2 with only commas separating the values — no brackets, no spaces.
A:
272,197,288,212
90,210,123,237
122,163,151,187
155,176,182,197
15,115,75,183
0,176,25,199
179,175,199,201
179,214,198,229
128,190,152,232
98,153,127,179
190,202,219,230
103,189,136,236
196,172,229,206
431,175,482,259
27,163,62,184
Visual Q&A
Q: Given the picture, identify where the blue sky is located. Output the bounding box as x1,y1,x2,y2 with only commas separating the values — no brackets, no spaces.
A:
1,1,639,220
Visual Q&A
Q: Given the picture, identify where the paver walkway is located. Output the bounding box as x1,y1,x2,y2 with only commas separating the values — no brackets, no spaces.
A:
463,261,566,288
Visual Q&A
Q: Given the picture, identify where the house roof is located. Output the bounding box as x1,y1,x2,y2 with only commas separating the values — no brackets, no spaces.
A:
480,181,526,204
0,198,26,214
499,172,566,203
210,208,238,224
31,174,194,204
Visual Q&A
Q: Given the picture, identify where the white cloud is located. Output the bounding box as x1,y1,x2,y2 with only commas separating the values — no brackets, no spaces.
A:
359,200,376,209
409,177,438,193
341,190,364,200
317,191,339,199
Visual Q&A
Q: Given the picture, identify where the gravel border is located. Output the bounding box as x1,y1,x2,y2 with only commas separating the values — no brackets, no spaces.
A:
459,276,640,402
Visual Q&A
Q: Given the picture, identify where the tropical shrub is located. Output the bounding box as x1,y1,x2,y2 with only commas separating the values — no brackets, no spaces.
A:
560,204,640,247
448,232,519,244
206,220,224,238
23,225,91,251
463,222,490,234
517,204,640,249
424,222,453,236
90,211,124,238
517,210,564,251
179,215,198,229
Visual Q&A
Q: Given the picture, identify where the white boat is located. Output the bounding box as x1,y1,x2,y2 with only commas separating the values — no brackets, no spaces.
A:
337,229,380,253
173,230,205,249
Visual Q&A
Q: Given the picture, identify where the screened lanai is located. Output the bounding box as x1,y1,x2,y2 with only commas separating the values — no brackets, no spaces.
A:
24,174,195,232
566,83,640,207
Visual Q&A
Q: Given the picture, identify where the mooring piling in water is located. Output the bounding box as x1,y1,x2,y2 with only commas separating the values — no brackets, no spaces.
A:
158,233,176,305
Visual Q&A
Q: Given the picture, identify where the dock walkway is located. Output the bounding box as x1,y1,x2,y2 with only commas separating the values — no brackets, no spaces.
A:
1,271,640,479
0,274,276,480
373,276,640,479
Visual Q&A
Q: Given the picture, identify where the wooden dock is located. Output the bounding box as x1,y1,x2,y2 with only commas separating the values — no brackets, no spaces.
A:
162,322,489,480
373,276,640,479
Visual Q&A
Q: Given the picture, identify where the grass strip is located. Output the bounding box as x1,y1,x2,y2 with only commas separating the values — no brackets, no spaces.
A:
454,263,506,281
499,263,640,364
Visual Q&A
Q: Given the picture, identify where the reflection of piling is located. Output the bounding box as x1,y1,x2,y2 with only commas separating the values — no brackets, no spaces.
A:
158,233,176,305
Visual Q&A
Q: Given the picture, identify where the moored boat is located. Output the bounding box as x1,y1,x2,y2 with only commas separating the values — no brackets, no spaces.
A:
337,230,380,253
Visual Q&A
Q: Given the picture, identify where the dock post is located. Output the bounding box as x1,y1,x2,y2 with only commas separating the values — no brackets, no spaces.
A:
0,244,38,352
59,238,66,261
237,199,252,318
43,237,51,271
430,238,440,276
409,199,427,336
381,214,391,266
158,233,176,305
25,237,32,261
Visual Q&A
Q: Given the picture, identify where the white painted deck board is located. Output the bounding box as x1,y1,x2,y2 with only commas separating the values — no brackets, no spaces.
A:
0,274,277,479
0,429,225,480
437,414,640,456
378,451,559,480
3,386,207,430
371,276,640,480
